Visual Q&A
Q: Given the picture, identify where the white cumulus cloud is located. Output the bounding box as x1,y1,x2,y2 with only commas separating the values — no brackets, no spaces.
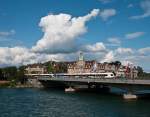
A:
81,42,106,52
32,9,100,54
100,9,116,21
0,9,149,72
116,47,133,54
0,46,64,66
101,51,114,62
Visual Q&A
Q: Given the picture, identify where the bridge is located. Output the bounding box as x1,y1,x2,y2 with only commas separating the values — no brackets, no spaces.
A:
26,73,150,99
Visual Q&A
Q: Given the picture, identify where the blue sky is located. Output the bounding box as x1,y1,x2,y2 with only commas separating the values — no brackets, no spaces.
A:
0,0,150,72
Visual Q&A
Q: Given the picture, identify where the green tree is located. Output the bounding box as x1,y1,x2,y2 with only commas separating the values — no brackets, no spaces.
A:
137,66,143,76
47,64,54,73
17,66,27,84
3,66,17,81
59,63,67,73
0,68,4,80
111,61,121,66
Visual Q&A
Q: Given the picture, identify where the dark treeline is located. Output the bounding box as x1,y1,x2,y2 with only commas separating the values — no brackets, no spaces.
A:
0,66,27,84
136,66,150,78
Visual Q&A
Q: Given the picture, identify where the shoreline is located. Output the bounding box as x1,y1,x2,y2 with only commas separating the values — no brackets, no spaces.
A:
0,80,33,88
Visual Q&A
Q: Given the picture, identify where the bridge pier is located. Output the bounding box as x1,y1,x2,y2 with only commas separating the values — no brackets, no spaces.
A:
123,93,137,100
123,86,137,100
65,86,75,92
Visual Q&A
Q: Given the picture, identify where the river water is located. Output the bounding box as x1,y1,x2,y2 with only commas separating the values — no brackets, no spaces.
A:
0,88,150,117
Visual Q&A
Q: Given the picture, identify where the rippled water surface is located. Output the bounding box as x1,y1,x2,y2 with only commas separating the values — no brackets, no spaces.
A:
0,88,150,117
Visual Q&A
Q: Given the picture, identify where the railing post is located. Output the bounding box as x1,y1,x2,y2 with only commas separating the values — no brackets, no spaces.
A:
123,86,137,100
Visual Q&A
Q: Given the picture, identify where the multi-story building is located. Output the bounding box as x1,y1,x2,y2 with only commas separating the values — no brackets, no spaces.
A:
67,53,96,74
67,53,117,74
24,53,138,78
25,64,47,75
67,53,138,78
115,65,138,78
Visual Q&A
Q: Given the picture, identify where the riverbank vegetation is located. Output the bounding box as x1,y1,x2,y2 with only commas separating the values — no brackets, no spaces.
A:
136,66,150,78
0,66,27,87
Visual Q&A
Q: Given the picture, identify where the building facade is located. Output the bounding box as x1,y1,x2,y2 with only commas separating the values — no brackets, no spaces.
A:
67,53,138,78
67,53,118,74
25,64,47,75
24,53,138,78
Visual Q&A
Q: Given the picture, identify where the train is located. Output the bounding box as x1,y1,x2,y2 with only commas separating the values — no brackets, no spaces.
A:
55,72,115,78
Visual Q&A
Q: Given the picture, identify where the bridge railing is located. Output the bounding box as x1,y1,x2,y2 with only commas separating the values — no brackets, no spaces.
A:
37,75,150,85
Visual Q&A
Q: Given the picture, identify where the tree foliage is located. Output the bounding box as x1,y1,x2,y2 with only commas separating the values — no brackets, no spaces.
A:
17,66,27,84
109,61,121,66
137,66,143,76
2,66,17,81
47,64,54,73
0,68,4,80
0,66,27,84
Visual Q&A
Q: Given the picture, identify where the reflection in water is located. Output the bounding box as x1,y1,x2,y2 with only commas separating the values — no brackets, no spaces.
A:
0,88,150,117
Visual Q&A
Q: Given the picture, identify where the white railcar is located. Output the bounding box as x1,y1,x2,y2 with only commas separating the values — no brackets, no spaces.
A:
56,72,115,78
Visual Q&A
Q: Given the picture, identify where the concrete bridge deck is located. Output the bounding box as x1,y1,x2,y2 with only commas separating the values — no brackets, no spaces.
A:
38,77,150,86
37,76,150,99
